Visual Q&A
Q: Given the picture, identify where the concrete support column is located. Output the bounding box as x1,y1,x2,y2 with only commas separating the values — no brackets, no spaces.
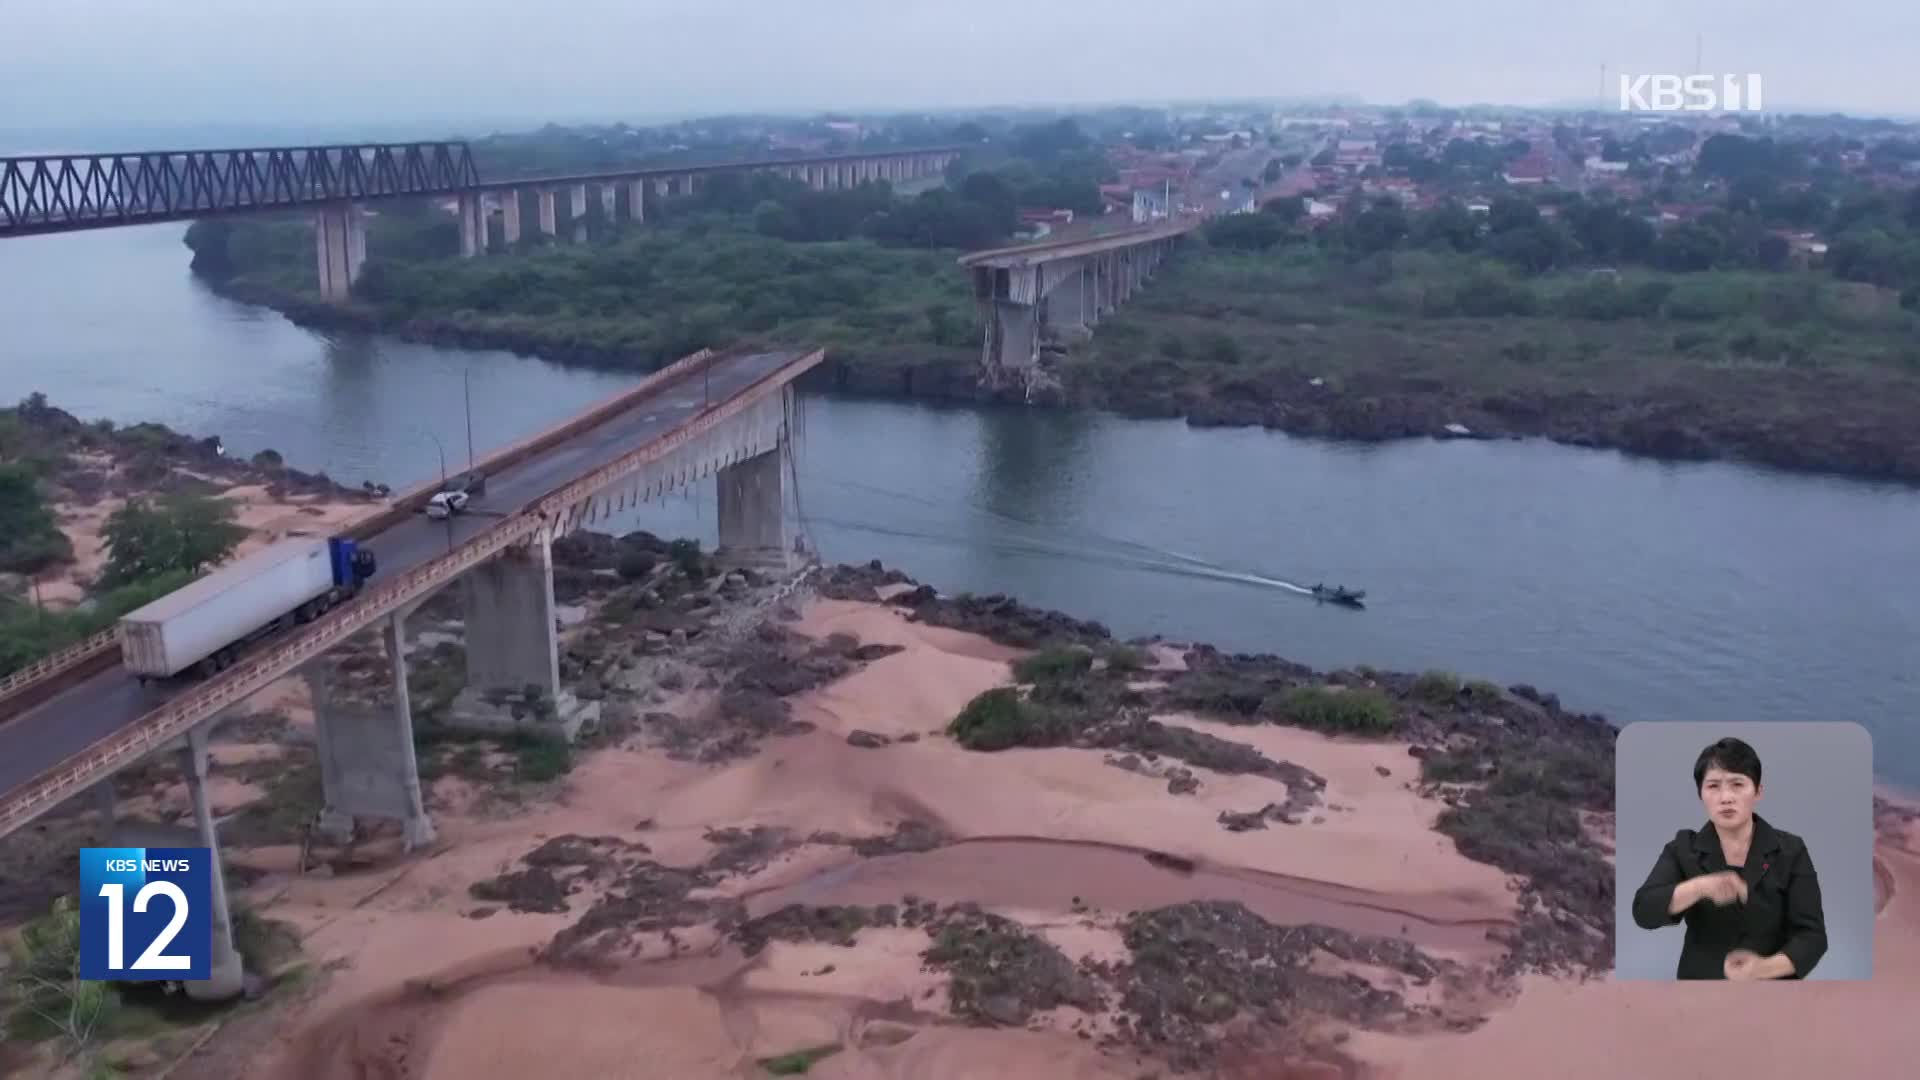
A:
464,535,561,702
178,724,243,1002
537,188,558,237
599,183,617,223
656,177,671,198
629,179,647,223
314,203,367,303
985,301,1039,376
458,192,485,257
570,184,589,243
503,192,523,245
716,448,786,565
1050,267,1089,335
381,613,435,849
305,612,435,850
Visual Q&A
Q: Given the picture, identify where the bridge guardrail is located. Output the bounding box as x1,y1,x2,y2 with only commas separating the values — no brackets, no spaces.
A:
0,630,122,709
341,346,721,537
0,347,825,838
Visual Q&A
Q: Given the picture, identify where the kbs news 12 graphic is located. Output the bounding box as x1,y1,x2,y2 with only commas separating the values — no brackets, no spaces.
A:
78,847,213,982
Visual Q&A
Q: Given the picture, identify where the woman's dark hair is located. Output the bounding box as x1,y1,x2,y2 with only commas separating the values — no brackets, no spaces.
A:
1693,737,1763,791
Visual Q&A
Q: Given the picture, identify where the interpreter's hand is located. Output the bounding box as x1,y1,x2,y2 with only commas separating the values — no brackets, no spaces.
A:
1693,871,1748,907
1724,949,1763,980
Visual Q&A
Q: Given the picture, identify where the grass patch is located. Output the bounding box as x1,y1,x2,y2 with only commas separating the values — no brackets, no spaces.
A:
758,1044,843,1075
1012,645,1092,683
1464,678,1504,701
506,732,573,782
1411,670,1461,705
1261,686,1398,735
1100,643,1154,673
946,687,1073,751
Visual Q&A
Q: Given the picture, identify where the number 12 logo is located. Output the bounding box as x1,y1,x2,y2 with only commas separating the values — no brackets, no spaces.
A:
79,847,211,981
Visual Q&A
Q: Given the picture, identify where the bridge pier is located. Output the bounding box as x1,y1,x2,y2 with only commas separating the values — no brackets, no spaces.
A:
179,723,245,1002
571,184,589,243
304,610,436,850
453,533,593,740
458,193,486,257
502,192,523,246
314,203,367,302
717,448,788,568
536,189,559,238
628,179,647,223
599,183,616,227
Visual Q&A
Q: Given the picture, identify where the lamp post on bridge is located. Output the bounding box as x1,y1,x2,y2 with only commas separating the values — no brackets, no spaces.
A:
417,428,447,486
463,367,475,471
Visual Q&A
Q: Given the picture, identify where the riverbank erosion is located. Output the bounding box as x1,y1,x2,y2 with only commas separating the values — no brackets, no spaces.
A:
186,215,1920,487
4,535,1912,1078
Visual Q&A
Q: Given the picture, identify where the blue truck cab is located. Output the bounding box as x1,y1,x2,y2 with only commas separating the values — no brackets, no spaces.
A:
327,537,379,593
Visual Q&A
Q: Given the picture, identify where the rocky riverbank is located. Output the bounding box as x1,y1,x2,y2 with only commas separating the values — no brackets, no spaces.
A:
202,272,1920,488
0,397,378,656
2,531,1916,1079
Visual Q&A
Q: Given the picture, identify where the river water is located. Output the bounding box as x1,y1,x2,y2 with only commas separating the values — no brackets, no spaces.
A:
4,224,1917,785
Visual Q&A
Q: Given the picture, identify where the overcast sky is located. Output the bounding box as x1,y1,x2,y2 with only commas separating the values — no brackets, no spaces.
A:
3,0,1916,143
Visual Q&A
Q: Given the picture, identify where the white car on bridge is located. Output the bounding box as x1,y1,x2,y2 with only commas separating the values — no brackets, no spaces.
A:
425,490,470,519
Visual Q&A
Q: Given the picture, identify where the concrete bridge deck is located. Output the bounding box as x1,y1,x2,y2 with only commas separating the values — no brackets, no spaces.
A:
0,347,817,837
957,217,1201,269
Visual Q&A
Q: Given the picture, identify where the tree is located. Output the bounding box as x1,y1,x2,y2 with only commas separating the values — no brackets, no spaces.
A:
1411,201,1481,253
1206,213,1290,251
6,897,118,1054
958,172,1019,234
100,493,245,588
0,463,70,574
1347,202,1410,255
1260,195,1306,224
1262,158,1283,183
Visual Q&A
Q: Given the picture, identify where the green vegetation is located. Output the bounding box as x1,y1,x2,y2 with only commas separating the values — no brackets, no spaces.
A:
1011,644,1093,683
4,898,118,1052
0,570,196,680
99,493,247,588
1259,686,1399,735
0,463,71,575
1099,642,1154,672
508,731,574,782
758,1044,844,1076
1411,670,1462,705
0,484,240,680
947,687,1071,751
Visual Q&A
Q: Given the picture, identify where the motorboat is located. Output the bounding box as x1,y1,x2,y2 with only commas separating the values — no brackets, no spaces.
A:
1310,583,1366,608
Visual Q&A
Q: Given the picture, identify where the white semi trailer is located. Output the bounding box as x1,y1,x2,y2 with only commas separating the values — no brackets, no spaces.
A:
118,535,377,681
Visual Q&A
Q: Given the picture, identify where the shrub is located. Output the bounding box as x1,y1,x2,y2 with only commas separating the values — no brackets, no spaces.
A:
1100,643,1153,673
947,688,1072,751
4,897,118,1049
509,732,573,782
1412,670,1462,704
667,538,705,579
1012,645,1092,683
1264,686,1398,735
616,549,657,580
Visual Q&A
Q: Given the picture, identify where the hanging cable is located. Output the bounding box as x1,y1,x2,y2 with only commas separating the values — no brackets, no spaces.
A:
784,386,819,567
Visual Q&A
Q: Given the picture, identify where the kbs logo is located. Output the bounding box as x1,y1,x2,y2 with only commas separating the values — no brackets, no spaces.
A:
1619,74,1765,112
79,847,211,981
